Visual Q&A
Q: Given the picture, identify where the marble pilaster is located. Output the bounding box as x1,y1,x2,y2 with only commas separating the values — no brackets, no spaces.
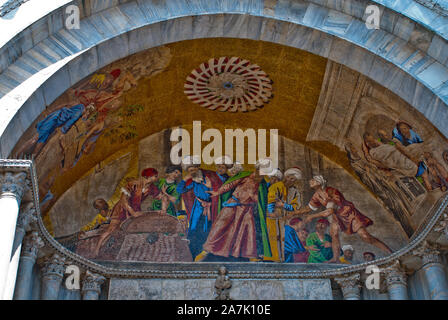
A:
381,260,409,300
0,171,28,298
13,231,43,300
81,271,105,300
334,273,361,300
40,253,66,300
413,241,448,300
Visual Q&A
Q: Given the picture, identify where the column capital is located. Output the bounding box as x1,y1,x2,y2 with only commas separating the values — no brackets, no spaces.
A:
40,253,66,279
381,260,408,287
16,202,37,232
413,241,442,265
21,231,44,261
0,171,29,201
334,273,361,299
82,271,106,296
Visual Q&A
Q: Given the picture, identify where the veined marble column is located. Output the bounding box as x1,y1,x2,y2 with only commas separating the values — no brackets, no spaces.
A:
13,231,43,300
81,271,105,300
40,254,66,300
4,204,37,299
335,273,361,300
0,171,28,299
382,261,408,300
414,242,448,300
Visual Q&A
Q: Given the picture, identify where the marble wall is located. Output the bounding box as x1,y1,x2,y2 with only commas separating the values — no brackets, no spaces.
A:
108,278,333,300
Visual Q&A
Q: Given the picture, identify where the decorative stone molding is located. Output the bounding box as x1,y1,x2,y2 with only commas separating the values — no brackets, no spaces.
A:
415,0,448,16
0,0,30,17
82,271,106,297
184,57,273,112
334,273,361,300
214,266,232,300
412,241,442,265
0,171,28,200
16,202,37,232
21,231,44,261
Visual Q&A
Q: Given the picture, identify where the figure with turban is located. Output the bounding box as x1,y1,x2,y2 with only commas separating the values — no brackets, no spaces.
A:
176,155,223,259
92,167,160,257
339,244,354,264
293,175,392,263
265,168,287,262
265,167,304,262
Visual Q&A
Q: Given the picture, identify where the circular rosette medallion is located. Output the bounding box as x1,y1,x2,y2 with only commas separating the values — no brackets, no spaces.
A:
184,57,273,112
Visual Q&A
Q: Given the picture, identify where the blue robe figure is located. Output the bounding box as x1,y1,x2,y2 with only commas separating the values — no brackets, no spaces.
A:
177,179,212,259
392,126,423,146
36,104,85,144
216,172,229,183
284,225,307,263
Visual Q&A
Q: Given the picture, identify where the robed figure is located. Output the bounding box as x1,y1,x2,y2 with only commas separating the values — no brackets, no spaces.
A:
195,164,270,261
177,156,223,259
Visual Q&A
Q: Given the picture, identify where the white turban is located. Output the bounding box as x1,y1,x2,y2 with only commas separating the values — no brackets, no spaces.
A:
268,168,283,180
214,155,233,166
229,161,243,174
284,167,303,180
255,158,274,175
342,245,354,252
313,175,327,188
181,155,201,170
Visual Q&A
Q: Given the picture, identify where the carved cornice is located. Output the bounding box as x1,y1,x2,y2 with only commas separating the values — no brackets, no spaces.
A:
21,231,44,261
82,271,105,294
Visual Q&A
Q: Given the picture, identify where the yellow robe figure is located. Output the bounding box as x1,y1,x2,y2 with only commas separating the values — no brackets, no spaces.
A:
265,181,301,262
265,181,287,262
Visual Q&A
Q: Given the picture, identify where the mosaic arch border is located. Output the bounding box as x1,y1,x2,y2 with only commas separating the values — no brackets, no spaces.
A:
1,160,447,279
1,1,448,157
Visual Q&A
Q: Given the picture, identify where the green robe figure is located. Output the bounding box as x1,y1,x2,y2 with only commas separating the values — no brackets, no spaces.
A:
306,218,333,263
151,166,182,217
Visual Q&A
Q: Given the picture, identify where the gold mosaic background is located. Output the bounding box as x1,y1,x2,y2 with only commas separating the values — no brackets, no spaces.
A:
47,38,341,196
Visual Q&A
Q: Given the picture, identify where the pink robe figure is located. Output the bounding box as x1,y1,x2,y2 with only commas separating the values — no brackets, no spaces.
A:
203,173,260,259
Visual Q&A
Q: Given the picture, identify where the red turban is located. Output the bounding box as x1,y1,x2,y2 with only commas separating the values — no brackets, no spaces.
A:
317,218,329,226
141,168,158,178
363,251,375,258
289,218,302,226
110,69,121,79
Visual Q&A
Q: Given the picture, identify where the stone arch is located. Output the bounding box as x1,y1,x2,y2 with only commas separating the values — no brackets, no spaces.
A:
1,0,448,158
